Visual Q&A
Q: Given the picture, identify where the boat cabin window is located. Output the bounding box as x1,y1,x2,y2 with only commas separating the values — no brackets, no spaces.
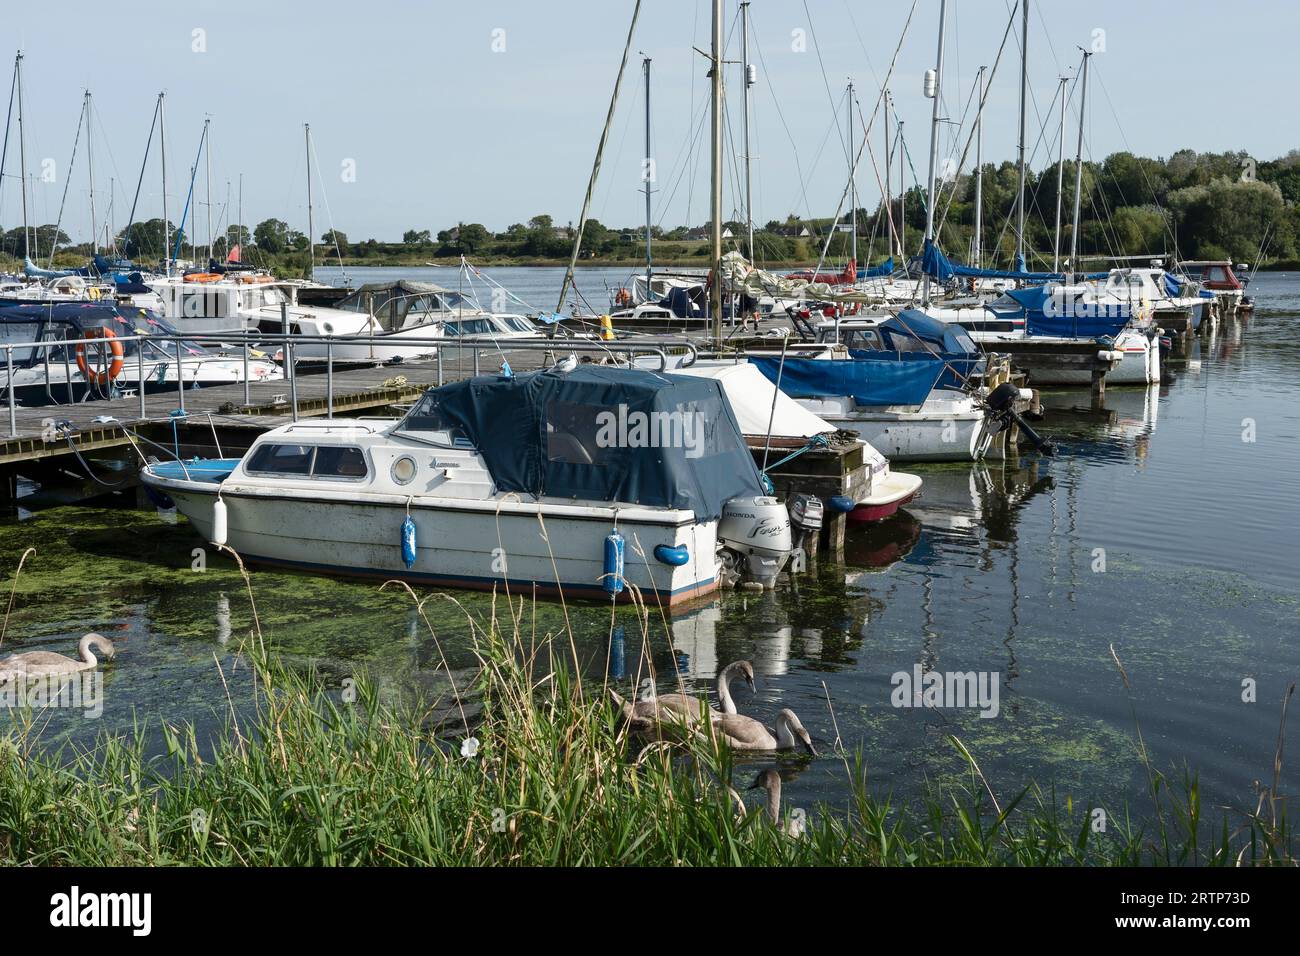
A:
546,400,614,466
245,442,369,479
0,321,41,365
443,318,494,336
246,443,315,475
838,328,885,350
313,446,369,478
396,392,473,447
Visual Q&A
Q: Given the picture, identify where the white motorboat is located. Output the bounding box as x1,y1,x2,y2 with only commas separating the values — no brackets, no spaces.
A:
145,272,443,363
140,365,804,606
671,362,923,523
0,301,280,406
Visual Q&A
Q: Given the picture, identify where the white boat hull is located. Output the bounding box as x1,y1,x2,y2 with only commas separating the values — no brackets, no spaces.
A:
155,477,722,606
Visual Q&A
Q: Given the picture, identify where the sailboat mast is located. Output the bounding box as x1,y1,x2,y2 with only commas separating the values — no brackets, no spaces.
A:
1052,75,1068,273
16,52,30,260
921,0,948,306
847,80,857,269
305,123,315,278
160,92,169,274
1068,51,1091,282
709,0,723,342
973,66,985,270
898,119,905,260
1015,0,1028,267
884,90,893,260
86,91,96,255
741,0,754,263
204,117,212,263
643,56,652,287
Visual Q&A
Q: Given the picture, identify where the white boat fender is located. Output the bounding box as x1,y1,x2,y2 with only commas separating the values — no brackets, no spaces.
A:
211,495,228,547
603,528,625,595
401,498,417,570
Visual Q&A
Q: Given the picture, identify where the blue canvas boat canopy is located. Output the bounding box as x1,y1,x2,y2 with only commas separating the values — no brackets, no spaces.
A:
857,258,894,279
993,285,1132,339
751,354,943,408
397,365,765,521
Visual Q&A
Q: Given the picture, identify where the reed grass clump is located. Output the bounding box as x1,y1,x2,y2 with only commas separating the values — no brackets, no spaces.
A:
0,557,1293,866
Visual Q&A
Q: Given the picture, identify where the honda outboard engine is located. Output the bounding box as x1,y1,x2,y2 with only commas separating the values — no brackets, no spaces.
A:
717,495,793,589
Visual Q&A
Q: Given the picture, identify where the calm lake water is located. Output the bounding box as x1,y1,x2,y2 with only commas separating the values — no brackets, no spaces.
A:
3,264,1297,827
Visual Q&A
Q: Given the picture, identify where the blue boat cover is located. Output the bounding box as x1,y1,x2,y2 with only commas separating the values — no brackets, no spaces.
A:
857,258,894,279
1001,286,1132,339
751,354,942,408
398,365,765,521
921,239,1078,282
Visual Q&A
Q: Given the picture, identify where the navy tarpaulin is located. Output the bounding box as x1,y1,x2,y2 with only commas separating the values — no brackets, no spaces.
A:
752,354,942,407
921,239,1075,282
1163,272,1184,297
398,366,764,521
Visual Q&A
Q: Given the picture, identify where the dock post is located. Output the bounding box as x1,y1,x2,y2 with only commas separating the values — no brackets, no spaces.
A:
175,339,186,414
137,337,146,420
63,347,75,405
326,340,334,419
5,346,14,438
1090,367,1106,410
288,341,298,422
437,347,443,387
242,334,250,408
281,303,292,383
474,345,480,377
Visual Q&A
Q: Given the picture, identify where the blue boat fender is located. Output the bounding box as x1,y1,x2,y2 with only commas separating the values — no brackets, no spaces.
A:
654,543,690,566
603,530,625,594
828,495,856,514
401,516,418,570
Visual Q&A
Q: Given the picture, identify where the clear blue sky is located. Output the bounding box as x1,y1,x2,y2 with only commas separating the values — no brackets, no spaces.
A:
1,0,1289,244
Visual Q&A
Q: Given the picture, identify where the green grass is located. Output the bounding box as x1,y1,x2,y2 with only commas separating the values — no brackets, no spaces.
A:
0,556,1294,866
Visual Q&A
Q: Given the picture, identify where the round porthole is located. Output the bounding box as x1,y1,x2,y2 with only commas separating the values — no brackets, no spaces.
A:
391,456,417,485
321,322,334,335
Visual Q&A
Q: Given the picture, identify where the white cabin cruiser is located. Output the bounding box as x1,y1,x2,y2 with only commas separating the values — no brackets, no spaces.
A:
792,311,998,461
0,301,280,406
146,272,442,363
140,365,801,606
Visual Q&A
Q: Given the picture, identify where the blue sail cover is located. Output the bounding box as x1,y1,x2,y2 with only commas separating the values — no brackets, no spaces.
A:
921,239,1068,282
857,258,894,279
1002,285,1132,339
751,354,942,408
398,366,765,521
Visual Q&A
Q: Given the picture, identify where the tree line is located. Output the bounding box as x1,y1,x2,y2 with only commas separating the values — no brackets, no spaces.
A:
4,148,1297,270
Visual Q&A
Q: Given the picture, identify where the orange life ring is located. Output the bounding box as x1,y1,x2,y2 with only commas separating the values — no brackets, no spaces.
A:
615,287,630,307
76,327,125,386
185,273,223,283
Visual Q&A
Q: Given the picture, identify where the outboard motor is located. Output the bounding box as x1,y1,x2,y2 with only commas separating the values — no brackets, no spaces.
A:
717,495,793,589
786,493,823,571
985,382,1056,456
